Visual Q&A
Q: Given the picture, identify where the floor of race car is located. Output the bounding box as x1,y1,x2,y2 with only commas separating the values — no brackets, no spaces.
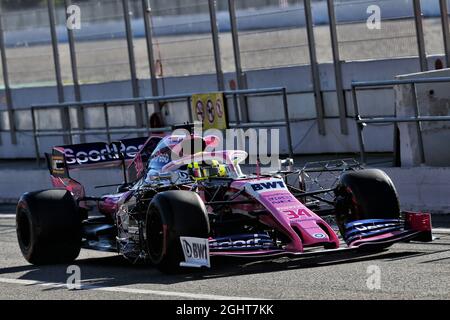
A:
0,214,449,300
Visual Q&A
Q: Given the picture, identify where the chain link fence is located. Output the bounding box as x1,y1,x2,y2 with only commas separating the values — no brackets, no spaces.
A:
66,0,130,83
335,0,418,61
2,2,57,86
235,0,310,71
0,0,449,85
1,0,450,144
148,0,216,77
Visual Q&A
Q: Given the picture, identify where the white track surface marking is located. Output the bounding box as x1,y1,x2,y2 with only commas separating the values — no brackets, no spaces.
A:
0,214,16,219
0,277,261,300
432,228,450,234
0,228,16,234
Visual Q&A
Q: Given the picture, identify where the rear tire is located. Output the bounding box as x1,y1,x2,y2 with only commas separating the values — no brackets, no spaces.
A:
146,190,210,274
16,189,82,265
335,169,400,240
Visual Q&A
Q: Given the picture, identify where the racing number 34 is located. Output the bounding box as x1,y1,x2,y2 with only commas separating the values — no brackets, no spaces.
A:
284,208,312,220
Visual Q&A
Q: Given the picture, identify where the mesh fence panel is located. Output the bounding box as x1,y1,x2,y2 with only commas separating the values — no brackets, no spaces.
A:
72,0,130,83
3,3,56,87
54,1,75,86
0,53,3,88
149,0,216,77
335,0,418,62
0,111,9,131
0,0,449,87
235,0,310,71
0,59,4,131
129,0,150,80
423,16,444,56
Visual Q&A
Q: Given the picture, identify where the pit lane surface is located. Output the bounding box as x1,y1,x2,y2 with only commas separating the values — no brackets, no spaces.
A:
0,215,449,300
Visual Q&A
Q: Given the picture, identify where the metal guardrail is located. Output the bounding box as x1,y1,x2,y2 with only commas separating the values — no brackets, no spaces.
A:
352,76,450,165
30,87,294,165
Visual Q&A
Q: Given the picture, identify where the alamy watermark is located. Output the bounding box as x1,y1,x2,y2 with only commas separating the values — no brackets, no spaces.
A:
66,265,81,290
65,4,381,32
367,5,381,30
66,4,81,30
171,123,281,168
366,265,381,290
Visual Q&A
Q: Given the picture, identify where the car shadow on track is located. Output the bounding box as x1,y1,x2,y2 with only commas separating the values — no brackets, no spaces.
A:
0,249,423,290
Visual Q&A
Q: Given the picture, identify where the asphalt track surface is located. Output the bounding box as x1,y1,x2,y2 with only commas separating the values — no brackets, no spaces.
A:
0,213,449,300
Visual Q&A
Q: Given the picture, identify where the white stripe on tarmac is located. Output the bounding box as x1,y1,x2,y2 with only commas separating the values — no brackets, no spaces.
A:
433,228,450,234
0,277,261,300
0,228,16,234
0,214,15,219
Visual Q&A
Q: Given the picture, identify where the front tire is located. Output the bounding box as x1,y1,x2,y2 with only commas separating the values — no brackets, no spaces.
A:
16,189,82,265
335,169,401,240
146,190,210,273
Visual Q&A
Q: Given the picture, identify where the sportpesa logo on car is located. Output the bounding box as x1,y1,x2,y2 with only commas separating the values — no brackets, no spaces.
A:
209,234,275,250
62,139,147,165
65,145,141,165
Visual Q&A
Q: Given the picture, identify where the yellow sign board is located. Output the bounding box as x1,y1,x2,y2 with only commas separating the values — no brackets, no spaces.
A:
191,92,228,130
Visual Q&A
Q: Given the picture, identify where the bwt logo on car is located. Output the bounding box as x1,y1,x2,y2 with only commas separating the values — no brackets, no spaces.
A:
64,143,144,165
251,180,285,192
182,240,208,259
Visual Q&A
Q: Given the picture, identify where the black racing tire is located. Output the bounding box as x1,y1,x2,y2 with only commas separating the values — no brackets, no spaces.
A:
335,169,401,238
146,190,210,274
16,189,82,265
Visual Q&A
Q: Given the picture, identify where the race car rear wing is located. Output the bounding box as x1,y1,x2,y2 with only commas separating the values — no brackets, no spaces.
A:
45,136,162,179
45,136,163,202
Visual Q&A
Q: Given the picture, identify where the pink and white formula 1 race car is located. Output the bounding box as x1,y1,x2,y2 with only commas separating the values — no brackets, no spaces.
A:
16,131,433,273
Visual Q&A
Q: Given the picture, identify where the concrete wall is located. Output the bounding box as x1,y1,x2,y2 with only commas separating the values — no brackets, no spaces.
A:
395,68,450,166
0,167,123,204
383,167,450,214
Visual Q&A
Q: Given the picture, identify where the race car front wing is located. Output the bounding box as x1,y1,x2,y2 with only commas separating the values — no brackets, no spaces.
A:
179,212,433,268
